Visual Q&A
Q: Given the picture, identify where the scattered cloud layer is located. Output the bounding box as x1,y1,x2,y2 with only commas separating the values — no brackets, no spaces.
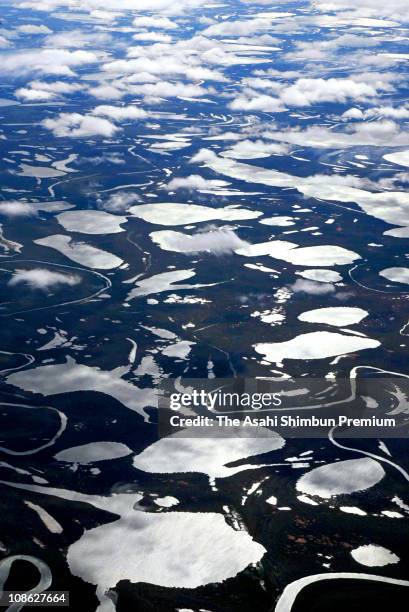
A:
98,191,140,212
151,228,249,254
1,48,100,76
8,268,81,290
290,279,336,295
42,113,119,138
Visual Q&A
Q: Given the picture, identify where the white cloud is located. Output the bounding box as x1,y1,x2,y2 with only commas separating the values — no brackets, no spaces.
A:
240,0,293,3
98,191,140,212
240,77,283,93
290,279,336,295
8,268,81,290
237,34,281,47
86,153,125,165
133,16,178,29
280,78,378,107
0,48,100,76
200,45,270,67
222,139,289,159
229,90,285,112
268,121,409,148
0,200,72,217
323,33,379,49
312,0,409,21
150,228,248,254
92,104,147,121
17,24,52,34
132,32,172,42
130,81,209,100
89,9,122,21
345,105,409,120
162,175,228,191
87,84,125,100
44,29,111,48
43,104,147,139
42,113,119,138
203,16,292,37
283,35,379,63
190,149,219,164
104,35,241,82
0,36,11,48
121,72,158,84
15,87,56,101
30,80,82,94
230,77,381,113
0,201,38,217
16,80,83,101
16,0,207,13
342,107,365,119
103,53,225,82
